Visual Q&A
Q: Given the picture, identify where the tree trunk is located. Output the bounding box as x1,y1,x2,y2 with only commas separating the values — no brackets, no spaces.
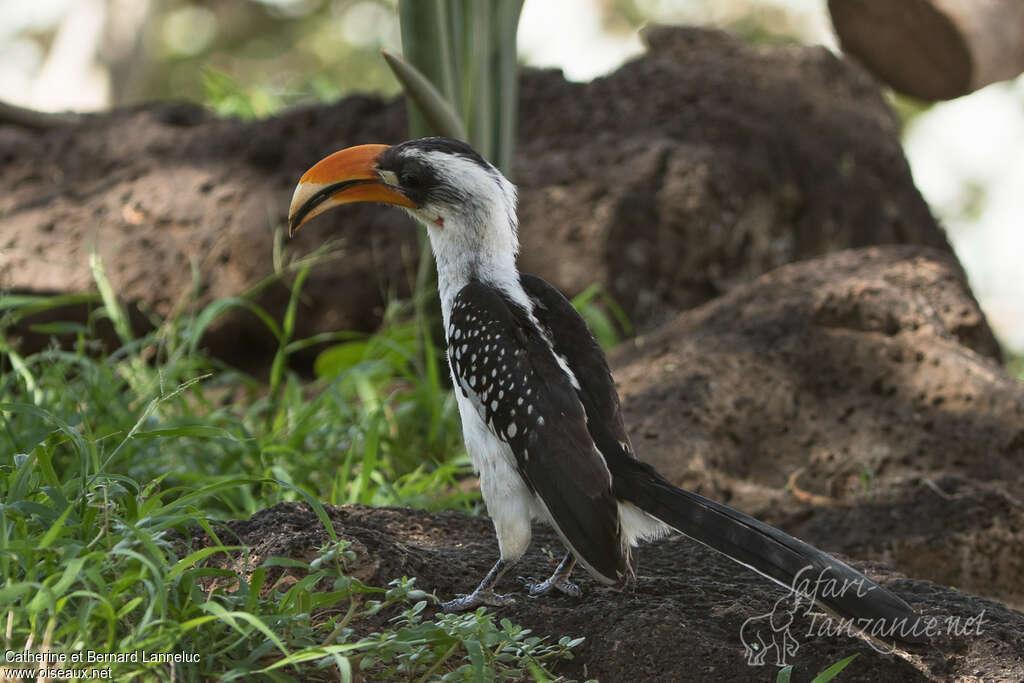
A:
829,0,1024,100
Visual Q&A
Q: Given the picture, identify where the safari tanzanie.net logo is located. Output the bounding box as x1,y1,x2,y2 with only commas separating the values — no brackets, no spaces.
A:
739,565,985,667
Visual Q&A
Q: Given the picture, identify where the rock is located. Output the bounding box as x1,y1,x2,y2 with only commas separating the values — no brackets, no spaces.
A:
610,245,1022,607
183,501,1024,682
1,28,958,363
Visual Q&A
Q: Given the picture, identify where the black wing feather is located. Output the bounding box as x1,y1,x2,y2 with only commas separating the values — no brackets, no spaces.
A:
520,275,642,491
447,280,625,583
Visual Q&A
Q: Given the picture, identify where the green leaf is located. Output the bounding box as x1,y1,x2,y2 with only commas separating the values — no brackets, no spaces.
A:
491,0,524,175
810,654,859,683
0,402,89,463
28,556,87,613
314,340,371,377
0,292,100,319
189,297,283,355
89,251,134,345
29,322,90,336
167,546,243,580
132,425,237,440
0,339,40,403
397,0,460,138
465,638,486,681
199,602,290,657
37,504,75,550
313,323,417,379
259,644,364,673
0,583,33,605
261,557,312,570
568,282,634,350
382,49,468,141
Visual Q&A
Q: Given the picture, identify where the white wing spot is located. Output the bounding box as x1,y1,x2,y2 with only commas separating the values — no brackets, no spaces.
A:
507,422,517,438
491,400,498,411
537,416,545,427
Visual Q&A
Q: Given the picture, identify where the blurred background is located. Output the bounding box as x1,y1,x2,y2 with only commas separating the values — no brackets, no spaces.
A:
2,0,1022,356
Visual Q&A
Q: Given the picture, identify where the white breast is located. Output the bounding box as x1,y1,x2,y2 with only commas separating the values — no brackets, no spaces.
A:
452,369,542,562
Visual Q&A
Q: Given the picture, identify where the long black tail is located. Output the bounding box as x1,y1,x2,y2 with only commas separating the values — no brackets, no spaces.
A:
617,461,924,642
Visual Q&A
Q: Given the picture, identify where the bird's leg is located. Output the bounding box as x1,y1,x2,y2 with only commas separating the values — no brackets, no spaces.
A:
440,558,516,612
518,552,581,598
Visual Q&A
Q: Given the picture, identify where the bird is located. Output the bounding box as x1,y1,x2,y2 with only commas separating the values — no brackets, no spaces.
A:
287,137,923,636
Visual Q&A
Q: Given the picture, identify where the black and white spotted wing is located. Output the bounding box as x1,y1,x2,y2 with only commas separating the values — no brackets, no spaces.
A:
447,279,626,584
519,275,639,479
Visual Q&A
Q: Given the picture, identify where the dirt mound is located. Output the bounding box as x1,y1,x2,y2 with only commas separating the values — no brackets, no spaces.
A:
177,246,1024,679
609,245,1022,607
1,27,956,364
182,501,1024,682
516,26,950,329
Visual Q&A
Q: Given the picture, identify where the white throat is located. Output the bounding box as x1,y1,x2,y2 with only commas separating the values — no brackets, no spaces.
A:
426,210,529,331
407,151,532,328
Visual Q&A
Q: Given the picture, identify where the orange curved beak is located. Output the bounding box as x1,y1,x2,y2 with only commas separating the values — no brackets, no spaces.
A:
288,144,416,236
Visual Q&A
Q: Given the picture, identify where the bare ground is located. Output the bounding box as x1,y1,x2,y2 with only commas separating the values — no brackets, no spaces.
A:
181,502,1024,682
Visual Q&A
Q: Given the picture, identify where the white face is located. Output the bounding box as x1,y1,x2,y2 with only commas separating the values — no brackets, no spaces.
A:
379,147,521,275
373,141,526,316
389,148,518,237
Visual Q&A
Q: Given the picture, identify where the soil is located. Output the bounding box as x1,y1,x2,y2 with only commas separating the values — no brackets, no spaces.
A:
172,246,1024,681
181,501,1024,682
3,22,1022,681
2,27,952,366
609,246,1022,610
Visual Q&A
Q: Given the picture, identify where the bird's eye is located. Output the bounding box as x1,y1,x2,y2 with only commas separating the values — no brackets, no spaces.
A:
400,170,421,187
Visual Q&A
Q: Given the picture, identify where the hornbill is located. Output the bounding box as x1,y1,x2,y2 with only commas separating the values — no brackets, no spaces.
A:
288,138,922,633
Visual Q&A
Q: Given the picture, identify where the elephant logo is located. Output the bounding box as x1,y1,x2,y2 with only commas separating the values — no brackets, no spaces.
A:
740,589,810,667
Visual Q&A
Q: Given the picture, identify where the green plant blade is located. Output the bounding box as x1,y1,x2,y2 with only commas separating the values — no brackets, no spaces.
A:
383,49,468,141
492,0,523,175
810,653,859,683
398,0,460,137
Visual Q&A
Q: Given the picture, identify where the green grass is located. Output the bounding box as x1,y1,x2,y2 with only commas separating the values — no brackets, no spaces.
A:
0,257,587,681
775,653,858,683
1008,353,1024,382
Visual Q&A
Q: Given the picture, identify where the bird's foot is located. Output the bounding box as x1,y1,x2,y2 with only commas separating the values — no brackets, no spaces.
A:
517,574,582,598
440,589,516,613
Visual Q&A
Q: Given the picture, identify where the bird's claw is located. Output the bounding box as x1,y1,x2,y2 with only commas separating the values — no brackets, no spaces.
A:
516,575,582,598
440,589,516,613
